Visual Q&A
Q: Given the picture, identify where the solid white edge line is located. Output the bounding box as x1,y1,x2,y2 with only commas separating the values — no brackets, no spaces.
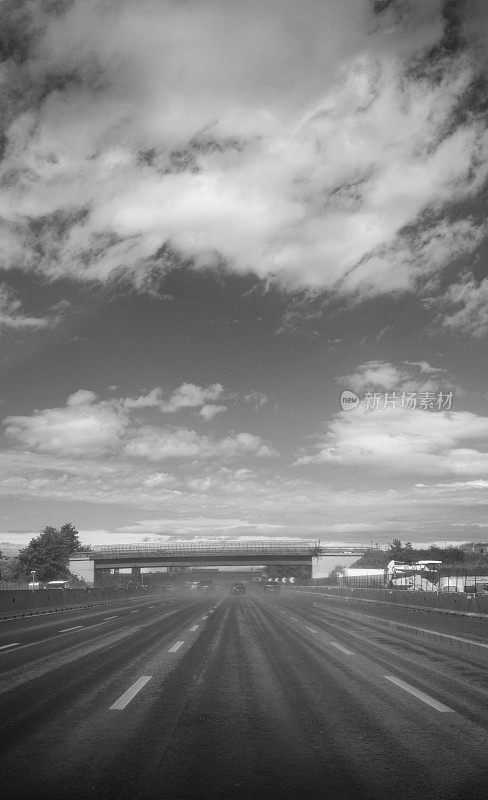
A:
307,596,488,650
59,625,84,632
0,642,20,650
329,641,354,656
384,675,452,713
168,640,185,653
109,676,152,710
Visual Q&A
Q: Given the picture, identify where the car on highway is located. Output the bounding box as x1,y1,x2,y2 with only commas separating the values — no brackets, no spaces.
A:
230,582,246,594
198,580,215,593
264,579,281,592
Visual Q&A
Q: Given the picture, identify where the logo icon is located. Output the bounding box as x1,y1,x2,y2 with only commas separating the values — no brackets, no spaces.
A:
341,390,359,411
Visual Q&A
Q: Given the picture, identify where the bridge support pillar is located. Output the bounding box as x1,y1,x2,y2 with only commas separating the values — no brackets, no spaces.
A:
312,556,330,580
68,556,95,587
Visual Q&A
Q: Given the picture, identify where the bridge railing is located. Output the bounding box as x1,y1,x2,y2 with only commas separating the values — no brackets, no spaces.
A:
73,541,366,561
89,540,319,559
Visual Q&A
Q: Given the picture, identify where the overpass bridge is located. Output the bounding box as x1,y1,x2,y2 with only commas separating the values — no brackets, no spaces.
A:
69,541,367,586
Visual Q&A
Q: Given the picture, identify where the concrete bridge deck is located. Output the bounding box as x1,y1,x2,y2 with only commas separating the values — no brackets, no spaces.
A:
69,541,367,585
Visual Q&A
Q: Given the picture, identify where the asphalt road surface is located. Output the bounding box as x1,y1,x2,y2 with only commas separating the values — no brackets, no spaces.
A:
2,588,488,799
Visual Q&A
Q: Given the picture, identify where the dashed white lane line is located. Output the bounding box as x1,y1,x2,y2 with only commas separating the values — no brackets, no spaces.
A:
201,615,208,620
110,676,152,711
168,641,185,653
129,610,141,614
59,625,84,632
291,616,299,621
305,625,318,633
329,641,354,656
104,616,118,620
384,676,453,713
189,624,199,632
0,642,20,651
148,605,155,608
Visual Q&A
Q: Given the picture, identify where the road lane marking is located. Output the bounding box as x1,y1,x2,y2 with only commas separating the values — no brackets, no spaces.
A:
305,625,318,633
291,616,299,621
148,605,155,608
329,641,354,655
189,625,199,631
0,642,20,651
129,610,141,614
59,625,84,632
384,676,452,713
324,606,488,651
104,616,118,620
87,621,107,628
168,641,185,653
110,676,152,710
201,615,208,620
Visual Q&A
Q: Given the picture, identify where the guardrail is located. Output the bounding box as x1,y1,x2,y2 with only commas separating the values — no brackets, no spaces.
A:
292,585,488,615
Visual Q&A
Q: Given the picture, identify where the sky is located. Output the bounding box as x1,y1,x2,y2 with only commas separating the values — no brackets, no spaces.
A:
1,0,488,552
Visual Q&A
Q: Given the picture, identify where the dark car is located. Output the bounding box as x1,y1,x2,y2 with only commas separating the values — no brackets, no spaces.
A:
230,582,246,594
264,580,281,592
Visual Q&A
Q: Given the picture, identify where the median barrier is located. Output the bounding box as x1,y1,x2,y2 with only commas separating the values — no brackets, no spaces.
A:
0,586,150,618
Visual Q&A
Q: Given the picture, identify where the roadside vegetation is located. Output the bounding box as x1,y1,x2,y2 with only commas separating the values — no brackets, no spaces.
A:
0,523,91,583
353,539,488,570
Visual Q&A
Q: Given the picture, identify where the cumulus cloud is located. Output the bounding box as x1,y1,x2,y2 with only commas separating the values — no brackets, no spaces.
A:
244,391,268,410
339,359,454,393
0,0,487,304
296,404,488,477
160,383,224,412
199,404,226,421
0,283,59,331
122,383,224,414
4,386,274,462
124,427,277,461
5,390,128,457
142,472,178,489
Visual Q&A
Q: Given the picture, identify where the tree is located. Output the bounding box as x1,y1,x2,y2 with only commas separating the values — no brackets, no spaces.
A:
0,555,22,581
17,523,85,582
387,539,404,560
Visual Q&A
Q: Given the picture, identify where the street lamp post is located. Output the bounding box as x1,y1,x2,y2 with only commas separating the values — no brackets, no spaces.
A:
30,570,36,591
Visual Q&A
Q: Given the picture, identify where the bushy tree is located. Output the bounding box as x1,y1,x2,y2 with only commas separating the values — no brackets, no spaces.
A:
387,539,406,560
17,523,85,582
0,555,22,581
353,542,468,570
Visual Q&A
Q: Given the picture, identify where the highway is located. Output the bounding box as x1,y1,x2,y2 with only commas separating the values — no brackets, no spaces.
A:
1,589,488,799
